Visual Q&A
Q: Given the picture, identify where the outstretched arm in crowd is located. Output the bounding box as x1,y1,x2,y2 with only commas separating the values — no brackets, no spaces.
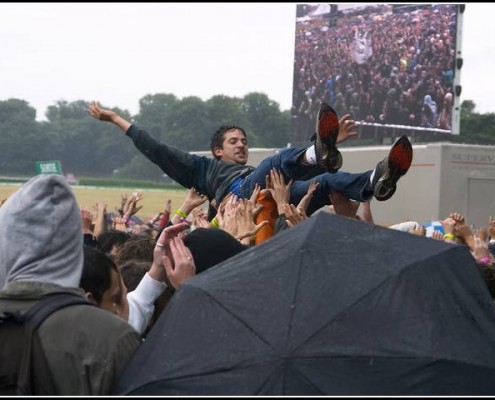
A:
88,101,131,132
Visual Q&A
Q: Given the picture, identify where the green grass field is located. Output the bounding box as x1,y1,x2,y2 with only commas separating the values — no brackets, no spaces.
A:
0,183,189,221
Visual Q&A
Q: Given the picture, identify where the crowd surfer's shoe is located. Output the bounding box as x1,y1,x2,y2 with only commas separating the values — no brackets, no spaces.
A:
372,135,413,201
314,102,342,173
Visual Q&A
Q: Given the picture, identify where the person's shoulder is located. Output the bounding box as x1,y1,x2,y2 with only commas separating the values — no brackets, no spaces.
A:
48,303,137,337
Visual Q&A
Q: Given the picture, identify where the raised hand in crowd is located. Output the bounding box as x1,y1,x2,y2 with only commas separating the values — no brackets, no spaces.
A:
216,194,240,238
148,212,164,228
123,191,144,222
158,199,173,227
450,212,465,225
214,192,235,229
336,114,358,144
154,222,195,289
283,203,307,228
441,216,456,243
216,195,267,244
265,174,315,231
80,207,94,236
191,208,210,229
171,187,208,225
453,213,475,250
92,200,108,238
296,180,319,216
234,198,269,245
265,168,292,215
431,230,445,241
249,182,262,213
113,215,128,232
118,193,127,216
476,227,489,243
472,236,495,265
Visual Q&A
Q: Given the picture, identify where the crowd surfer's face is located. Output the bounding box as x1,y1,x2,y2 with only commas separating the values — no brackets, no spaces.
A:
214,129,248,165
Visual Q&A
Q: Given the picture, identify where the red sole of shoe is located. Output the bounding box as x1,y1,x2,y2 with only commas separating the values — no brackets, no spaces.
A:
318,110,339,141
389,142,413,174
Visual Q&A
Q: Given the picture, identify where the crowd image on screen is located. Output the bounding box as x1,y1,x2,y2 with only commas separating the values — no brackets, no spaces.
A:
292,3,458,141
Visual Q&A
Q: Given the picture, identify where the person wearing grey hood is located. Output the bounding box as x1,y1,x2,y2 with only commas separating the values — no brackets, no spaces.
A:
0,174,140,395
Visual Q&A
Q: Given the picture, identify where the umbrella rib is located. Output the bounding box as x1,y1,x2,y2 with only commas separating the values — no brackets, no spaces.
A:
198,286,279,352
253,357,325,396
284,250,305,352
291,274,397,354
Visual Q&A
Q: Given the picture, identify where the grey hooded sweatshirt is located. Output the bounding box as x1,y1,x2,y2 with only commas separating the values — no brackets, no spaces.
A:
0,175,140,395
0,174,83,288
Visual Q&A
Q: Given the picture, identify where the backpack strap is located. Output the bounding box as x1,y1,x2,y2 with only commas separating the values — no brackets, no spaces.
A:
23,292,92,329
16,292,93,395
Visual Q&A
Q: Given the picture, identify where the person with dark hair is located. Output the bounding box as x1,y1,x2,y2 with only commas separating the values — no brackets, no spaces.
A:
209,124,249,163
0,175,140,395
81,245,129,321
119,260,153,292
89,101,413,217
82,243,170,336
96,229,131,257
112,234,155,267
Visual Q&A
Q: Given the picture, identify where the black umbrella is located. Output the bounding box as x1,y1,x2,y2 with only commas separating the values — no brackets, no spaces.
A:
114,212,495,395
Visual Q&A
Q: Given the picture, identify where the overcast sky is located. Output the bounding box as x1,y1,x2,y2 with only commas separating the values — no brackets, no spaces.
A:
0,3,492,120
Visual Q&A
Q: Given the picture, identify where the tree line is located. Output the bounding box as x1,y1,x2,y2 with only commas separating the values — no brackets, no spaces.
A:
0,94,492,180
0,93,290,180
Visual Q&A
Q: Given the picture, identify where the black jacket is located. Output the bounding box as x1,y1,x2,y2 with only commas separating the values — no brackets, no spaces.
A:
126,125,254,206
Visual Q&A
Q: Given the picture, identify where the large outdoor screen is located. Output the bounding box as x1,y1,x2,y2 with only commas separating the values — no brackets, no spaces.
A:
291,3,461,144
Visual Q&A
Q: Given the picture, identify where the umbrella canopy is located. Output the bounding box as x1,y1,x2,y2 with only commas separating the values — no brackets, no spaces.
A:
114,213,495,395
